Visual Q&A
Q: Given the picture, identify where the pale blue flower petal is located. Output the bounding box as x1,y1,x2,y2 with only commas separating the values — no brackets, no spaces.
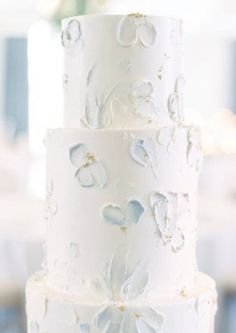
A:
70,144,87,168
75,166,94,187
141,308,166,332
80,323,90,332
122,261,149,300
139,21,157,47
90,161,108,189
101,205,124,226
120,311,138,333
87,64,97,86
94,306,115,330
105,322,121,333
108,247,130,301
125,200,145,225
130,138,156,168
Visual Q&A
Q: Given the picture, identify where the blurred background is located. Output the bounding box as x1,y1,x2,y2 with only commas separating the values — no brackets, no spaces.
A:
0,0,236,332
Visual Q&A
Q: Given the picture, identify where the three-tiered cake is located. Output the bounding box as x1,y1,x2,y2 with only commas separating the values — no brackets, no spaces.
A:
26,14,217,333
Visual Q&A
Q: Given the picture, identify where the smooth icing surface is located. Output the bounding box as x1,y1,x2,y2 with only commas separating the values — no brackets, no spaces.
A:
26,272,217,333
45,127,199,298
62,15,184,128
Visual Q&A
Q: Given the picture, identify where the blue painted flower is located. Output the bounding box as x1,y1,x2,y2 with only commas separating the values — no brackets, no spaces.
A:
130,80,159,121
94,305,165,333
101,200,144,230
93,247,165,333
70,143,108,188
130,138,158,179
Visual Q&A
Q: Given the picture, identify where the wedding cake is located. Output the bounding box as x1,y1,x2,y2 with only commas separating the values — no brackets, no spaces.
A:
26,14,217,333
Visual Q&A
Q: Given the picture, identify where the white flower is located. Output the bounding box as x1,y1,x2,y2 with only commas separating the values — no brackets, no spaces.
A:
69,143,108,188
150,192,189,252
117,14,157,48
130,80,159,121
61,19,83,50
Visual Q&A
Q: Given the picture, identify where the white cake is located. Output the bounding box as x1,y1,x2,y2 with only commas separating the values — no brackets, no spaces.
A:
26,14,217,333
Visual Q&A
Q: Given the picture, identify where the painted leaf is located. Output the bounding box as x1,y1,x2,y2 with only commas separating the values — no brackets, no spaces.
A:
87,64,97,86
175,74,185,93
139,21,157,47
117,15,138,47
130,138,156,168
125,200,145,225
70,144,87,168
122,260,149,300
108,247,130,301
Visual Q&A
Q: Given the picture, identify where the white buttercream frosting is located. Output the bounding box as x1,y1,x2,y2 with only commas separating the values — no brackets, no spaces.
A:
26,273,217,333
26,13,217,333
62,14,184,129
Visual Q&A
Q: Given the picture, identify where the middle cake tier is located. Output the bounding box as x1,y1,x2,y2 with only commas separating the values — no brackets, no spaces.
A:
45,126,201,299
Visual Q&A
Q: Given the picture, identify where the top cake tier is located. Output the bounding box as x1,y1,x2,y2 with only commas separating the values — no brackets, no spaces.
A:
62,14,184,129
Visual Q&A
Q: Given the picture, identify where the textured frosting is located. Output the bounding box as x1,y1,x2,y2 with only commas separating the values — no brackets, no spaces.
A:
26,13,217,333
45,127,200,298
26,272,217,333
62,14,184,128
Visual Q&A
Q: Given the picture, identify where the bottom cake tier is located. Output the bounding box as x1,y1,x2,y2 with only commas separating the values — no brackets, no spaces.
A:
26,272,217,333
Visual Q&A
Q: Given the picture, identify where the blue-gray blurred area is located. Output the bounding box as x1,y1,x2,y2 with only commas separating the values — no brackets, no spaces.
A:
4,37,28,138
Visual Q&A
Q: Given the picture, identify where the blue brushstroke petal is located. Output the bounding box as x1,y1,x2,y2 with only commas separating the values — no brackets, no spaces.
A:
70,143,87,168
125,200,145,225
75,165,94,187
90,160,108,189
101,205,124,226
